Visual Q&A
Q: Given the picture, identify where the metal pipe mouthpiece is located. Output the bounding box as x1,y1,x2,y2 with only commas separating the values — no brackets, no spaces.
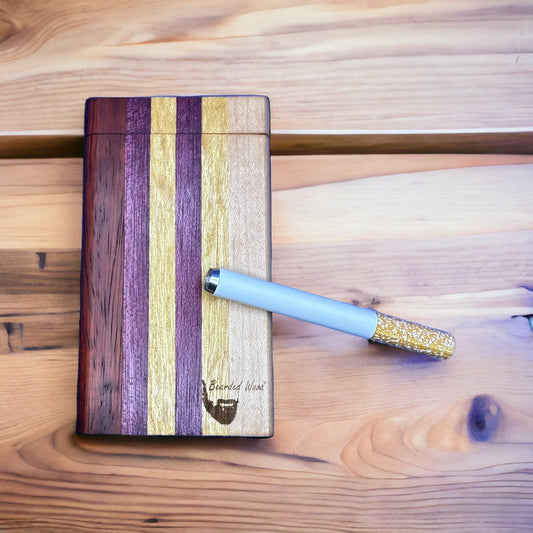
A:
204,268,220,294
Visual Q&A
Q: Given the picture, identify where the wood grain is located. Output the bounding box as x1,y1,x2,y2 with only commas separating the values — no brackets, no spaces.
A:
273,164,533,245
78,112,126,435
227,133,273,437
0,159,82,250
1,0,533,138
200,99,231,436
1,153,532,530
175,97,203,436
147,98,177,436
122,98,150,435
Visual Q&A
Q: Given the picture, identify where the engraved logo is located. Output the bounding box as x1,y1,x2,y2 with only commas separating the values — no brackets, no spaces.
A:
202,380,239,425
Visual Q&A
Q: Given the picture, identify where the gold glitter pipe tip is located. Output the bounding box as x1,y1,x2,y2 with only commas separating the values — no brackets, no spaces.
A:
369,312,455,359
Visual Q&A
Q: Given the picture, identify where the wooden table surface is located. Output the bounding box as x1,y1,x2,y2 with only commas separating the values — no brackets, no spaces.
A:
1,1,532,531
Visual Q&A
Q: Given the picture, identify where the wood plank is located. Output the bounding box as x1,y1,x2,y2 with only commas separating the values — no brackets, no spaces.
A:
0,312,79,355
0,160,82,250
0,251,80,294
4,155,533,250
271,153,533,190
1,154,533,530
0,0,532,138
273,164,533,244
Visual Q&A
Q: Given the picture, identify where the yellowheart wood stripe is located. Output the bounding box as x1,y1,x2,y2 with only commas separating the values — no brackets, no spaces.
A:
201,97,231,436
148,97,177,435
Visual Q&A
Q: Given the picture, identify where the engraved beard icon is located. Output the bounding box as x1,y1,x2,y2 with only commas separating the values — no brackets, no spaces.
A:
202,380,239,425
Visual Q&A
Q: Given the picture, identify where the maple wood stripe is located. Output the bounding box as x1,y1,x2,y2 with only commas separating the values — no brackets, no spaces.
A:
175,97,203,436
147,97,177,435
121,98,150,435
227,133,273,436
78,99,127,434
201,97,230,436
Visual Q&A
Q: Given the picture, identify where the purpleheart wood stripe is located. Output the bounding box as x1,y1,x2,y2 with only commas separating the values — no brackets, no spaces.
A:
78,98,127,434
121,98,151,435
175,97,203,436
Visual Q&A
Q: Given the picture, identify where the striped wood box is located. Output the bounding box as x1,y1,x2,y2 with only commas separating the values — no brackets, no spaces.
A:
77,96,273,437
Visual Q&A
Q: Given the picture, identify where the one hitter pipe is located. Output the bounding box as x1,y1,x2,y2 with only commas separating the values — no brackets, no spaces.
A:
204,268,455,360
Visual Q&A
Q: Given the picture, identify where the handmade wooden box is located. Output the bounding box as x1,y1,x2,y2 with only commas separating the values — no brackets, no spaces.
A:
77,96,272,437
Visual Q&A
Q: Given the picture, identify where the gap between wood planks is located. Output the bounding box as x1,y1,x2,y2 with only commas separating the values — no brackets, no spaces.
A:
1,129,533,158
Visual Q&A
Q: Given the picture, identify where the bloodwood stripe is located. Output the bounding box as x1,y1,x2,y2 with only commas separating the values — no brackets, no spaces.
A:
78,98,127,434
84,97,128,135
121,98,150,435
175,97,203,436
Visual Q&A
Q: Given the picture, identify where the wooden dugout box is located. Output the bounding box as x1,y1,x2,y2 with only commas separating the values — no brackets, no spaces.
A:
77,96,273,437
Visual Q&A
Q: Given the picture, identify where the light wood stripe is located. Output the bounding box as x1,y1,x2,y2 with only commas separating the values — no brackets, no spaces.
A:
147,97,176,435
227,96,270,135
227,133,272,436
201,97,230,436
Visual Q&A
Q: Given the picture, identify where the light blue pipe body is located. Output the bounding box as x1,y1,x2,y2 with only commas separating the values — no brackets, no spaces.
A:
209,268,378,339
